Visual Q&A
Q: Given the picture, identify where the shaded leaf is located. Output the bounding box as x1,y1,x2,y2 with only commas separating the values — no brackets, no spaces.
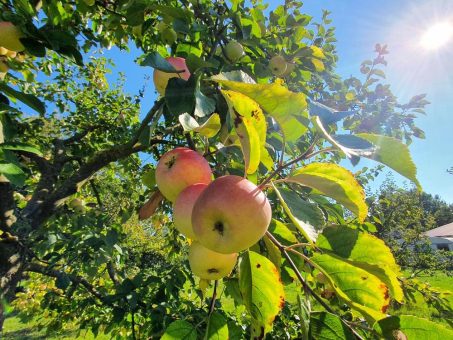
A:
239,251,285,338
141,52,178,72
205,312,228,340
309,312,355,340
0,83,45,114
286,163,368,222
0,142,43,156
309,101,355,125
194,80,216,118
161,320,197,340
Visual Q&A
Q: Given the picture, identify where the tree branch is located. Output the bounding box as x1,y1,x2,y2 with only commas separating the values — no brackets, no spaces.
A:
265,231,365,340
26,262,111,305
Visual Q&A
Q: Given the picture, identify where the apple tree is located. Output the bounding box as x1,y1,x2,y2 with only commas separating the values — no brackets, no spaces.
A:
1,0,452,338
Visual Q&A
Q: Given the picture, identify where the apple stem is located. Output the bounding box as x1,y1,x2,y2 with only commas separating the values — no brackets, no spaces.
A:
265,231,365,340
208,280,218,317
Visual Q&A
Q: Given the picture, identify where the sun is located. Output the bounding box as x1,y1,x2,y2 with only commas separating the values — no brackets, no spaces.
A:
420,22,453,50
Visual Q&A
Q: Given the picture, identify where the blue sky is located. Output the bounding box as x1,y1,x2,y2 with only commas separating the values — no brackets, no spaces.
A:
101,0,453,202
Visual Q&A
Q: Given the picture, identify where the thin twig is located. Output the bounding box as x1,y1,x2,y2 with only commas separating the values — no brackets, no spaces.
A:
265,231,365,340
208,280,218,317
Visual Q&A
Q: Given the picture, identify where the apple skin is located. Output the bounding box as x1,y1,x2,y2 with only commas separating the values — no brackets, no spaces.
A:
192,175,272,254
153,57,190,95
189,241,238,280
156,147,212,202
0,22,25,52
225,40,244,62
173,183,208,240
269,55,287,76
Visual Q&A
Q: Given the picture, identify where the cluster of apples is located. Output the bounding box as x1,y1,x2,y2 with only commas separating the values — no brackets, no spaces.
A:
155,147,272,281
0,22,26,74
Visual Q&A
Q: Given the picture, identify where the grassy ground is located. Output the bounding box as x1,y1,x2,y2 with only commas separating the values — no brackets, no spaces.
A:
388,270,453,327
1,313,109,340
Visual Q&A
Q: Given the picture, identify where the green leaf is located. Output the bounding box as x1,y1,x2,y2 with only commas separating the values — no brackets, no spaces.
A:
161,320,197,340
0,142,43,156
263,235,282,272
165,78,195,116
141,168,156,188
194,81,216,118
205,312,228,340
213,79,309,141
375,315,453,339
286,163,368,222
309,312,355,340
0,162,26,186
0,83,45,114
272,184,317,243
239,251,285,338
317,226,403,302
311,253,389,321
356,133,421,190
309,101,355,125
179,113,221,138
268,219,298,245
141,52,178,72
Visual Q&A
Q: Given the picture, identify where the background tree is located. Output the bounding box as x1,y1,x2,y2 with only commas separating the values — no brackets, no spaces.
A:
1,0,452,339
368,176,452,276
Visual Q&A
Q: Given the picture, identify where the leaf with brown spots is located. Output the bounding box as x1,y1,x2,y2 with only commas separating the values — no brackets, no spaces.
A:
239,251,285,338
138,190,164,221
312,253,389,322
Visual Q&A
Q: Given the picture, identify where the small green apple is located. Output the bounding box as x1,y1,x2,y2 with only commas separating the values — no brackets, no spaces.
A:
173,183,208,240
189,241,238,280
192,175,272,254
155,147,211,202
0,22,25,52
224,40,244,62
269,55,287,76
82,0,95,6
281,62,295,77
153,57,190,95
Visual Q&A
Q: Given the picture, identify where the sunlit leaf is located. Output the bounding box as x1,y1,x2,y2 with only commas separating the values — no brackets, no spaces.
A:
312,253,389,322
375,315,453,340
272,184,318,243
317,226,403,302
161,320,197,340
0,142,43,156
286,163,368,222
0,162,26,186
179,113,221,138
0,83,45,114
239,251,285,338
213,79,309,141
356,133,421,190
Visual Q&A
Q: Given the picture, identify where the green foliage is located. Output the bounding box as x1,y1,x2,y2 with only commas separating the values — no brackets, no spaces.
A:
0,0,445,338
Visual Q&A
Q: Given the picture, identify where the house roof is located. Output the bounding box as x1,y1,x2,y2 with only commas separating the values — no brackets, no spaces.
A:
425,222,453,237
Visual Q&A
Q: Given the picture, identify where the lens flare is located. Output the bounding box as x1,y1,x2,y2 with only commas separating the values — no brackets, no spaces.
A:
420,22,453,50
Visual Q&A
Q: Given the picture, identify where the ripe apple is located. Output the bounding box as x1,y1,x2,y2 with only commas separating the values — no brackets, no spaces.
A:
189,241,238,280
192,175,272,254
155,147,211,202
173,183,208,240
153,57,190,95
269,55,287,76
0,22,25,52
224,40,244,62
